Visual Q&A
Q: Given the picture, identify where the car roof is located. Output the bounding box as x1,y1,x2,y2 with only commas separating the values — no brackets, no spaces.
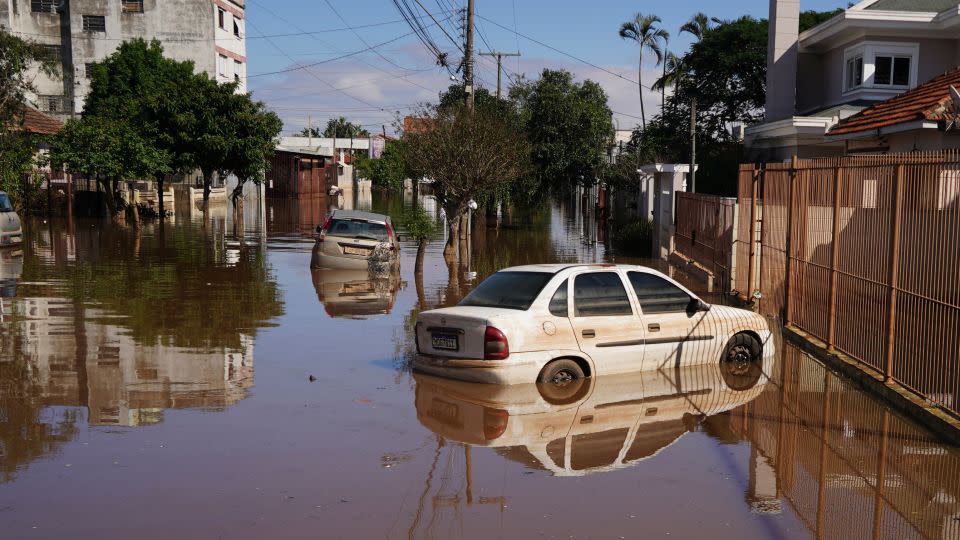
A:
500,263,659,274
330,209,390,222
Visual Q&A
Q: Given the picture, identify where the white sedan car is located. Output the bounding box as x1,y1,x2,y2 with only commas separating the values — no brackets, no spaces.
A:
413,264,773,386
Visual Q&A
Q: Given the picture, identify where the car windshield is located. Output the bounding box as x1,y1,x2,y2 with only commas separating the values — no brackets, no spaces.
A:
459,271,553,311
0,194,12,213
327,218,389,241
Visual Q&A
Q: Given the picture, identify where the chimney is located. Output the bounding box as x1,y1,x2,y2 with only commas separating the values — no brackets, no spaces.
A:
765,0,800,122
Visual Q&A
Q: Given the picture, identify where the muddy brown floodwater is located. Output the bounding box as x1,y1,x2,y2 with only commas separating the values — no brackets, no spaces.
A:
1,192,959,539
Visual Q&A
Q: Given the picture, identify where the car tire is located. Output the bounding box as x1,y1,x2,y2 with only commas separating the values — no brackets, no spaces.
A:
537,359,589,405
720,333,763,391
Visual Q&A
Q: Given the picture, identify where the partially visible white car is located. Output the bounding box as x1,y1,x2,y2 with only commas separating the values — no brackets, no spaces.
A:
0,192,23,247
413,264,773,386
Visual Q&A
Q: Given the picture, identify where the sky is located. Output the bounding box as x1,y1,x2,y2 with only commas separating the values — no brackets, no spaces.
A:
245,0,850,136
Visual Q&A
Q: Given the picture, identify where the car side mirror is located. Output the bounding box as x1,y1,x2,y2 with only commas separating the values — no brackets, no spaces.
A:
316,225,322,233
687,298,710,314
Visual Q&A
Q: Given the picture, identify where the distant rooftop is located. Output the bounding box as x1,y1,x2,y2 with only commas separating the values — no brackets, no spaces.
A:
865,0,959,12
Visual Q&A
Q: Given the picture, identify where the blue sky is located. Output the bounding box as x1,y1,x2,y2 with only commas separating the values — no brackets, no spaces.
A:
245,0,849,135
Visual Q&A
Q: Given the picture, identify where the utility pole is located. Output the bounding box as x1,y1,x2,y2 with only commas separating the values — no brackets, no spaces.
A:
690,97,697,193
464,0,475,110
479,51,521,99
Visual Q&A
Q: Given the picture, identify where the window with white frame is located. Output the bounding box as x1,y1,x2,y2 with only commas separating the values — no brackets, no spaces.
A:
874,55,911,87
217,54,229,77
843,42,918,94
845,55,863,91
234,60,242,82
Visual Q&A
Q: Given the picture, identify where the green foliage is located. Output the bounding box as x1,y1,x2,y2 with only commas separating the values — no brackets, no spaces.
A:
322,116,369,138
0,29,59,126
84,39,197,178
0,131,43,212
799,9,844,32
299,126,322,138
618,13,669,129
512,69,613,191
367,140,409,191
226,96,283,200
399,205,437,243
613,219,653,257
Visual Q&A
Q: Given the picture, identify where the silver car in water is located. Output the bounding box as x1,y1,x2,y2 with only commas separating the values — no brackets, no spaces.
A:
0,192,23,247
310,209,400,270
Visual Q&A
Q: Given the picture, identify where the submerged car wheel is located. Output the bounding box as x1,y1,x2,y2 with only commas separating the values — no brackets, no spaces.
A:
537,359,590,405
720,333,763,391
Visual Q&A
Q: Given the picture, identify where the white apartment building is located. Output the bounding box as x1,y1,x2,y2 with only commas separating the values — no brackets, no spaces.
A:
0,0,247,121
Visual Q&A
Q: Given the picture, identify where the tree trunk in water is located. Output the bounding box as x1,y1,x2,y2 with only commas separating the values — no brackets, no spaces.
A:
415,240,427,308
156,176,166,218
231,182,245,241
443,207,460,261
202,168,212,213
444,257,460,307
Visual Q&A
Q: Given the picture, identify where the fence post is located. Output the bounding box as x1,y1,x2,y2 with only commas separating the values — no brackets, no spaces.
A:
884,164,905,382
784,156,798,325
827,164,843,350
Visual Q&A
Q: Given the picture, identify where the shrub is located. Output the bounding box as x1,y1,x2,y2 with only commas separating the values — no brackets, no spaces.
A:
613,219,653,257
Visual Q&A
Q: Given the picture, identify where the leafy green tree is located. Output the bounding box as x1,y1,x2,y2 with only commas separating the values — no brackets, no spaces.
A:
298,126,322,138
618,13,668,130
50,115,169,218
225,94,282,214
366,140,409,191
84,39,198,216
404,103,528,260
513,69,612,192
322,116,369,138
0,30,59,210
187,75,242,206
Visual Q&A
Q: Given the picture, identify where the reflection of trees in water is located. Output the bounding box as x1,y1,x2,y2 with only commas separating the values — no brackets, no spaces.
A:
22,219,284,351
0,321,80,484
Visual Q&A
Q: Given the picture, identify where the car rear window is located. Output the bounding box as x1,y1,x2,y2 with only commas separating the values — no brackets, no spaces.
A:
327,218,389,241
459,271,553,311
0,194,12,213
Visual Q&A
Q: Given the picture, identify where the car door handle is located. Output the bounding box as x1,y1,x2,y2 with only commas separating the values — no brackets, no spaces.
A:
582,329,596,338
648,323,660,332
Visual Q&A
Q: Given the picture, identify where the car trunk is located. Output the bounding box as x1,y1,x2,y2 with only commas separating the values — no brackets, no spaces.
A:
320,235,382,260
416,309,493,359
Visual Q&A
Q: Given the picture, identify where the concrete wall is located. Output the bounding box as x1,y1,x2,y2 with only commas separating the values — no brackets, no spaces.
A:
4,0,246,119
765,0,800,122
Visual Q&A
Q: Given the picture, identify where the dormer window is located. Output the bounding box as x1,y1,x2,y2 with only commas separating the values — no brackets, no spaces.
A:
845,55,863,91
843,42,918,95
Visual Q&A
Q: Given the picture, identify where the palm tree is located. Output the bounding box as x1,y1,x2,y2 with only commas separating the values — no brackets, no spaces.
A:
651,52,685,96
679,12,712,42
618,13,669,131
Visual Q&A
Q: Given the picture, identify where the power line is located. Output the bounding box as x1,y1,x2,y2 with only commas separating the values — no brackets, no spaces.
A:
246,31,418,78
323,0,419,73
475,13,652,90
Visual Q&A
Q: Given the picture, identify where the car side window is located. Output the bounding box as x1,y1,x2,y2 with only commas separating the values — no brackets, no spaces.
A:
549,280,568,317
628,272,692,314
573,272,633,317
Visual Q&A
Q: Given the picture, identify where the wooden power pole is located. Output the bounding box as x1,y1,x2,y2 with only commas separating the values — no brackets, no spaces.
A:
464,0,475,110
479,51,521,99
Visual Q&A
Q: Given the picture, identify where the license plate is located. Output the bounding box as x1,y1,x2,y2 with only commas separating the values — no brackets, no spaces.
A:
431,333,459,351
430,399,460,425
9,236,19,244
343,245,371,256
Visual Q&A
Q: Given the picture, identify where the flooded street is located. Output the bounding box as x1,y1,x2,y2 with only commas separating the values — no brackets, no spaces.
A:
1,193,959,540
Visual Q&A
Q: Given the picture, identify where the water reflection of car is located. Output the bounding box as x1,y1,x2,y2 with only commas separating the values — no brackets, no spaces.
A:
414,357,771,477
311,267,402,319
310,209,400,270
0,191,23,247
0,247,22,298
414,264,773,385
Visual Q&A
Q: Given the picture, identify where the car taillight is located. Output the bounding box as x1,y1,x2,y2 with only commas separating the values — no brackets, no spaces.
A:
484,326,509,360
318,216,331,242
483,408,509,440
385,221,394,238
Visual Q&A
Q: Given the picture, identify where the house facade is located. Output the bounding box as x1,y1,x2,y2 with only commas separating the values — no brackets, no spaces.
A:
0,0,247,121
746,0,960,160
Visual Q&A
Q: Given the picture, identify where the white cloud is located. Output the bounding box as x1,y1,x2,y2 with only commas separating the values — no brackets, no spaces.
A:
250,46,667,136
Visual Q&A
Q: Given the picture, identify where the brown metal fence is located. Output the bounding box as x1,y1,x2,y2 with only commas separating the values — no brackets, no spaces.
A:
743,150,960,418
674,192,737,291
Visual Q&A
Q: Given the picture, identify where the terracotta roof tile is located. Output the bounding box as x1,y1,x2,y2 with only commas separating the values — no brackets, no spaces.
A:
828,68,960,136
19,106,63,135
